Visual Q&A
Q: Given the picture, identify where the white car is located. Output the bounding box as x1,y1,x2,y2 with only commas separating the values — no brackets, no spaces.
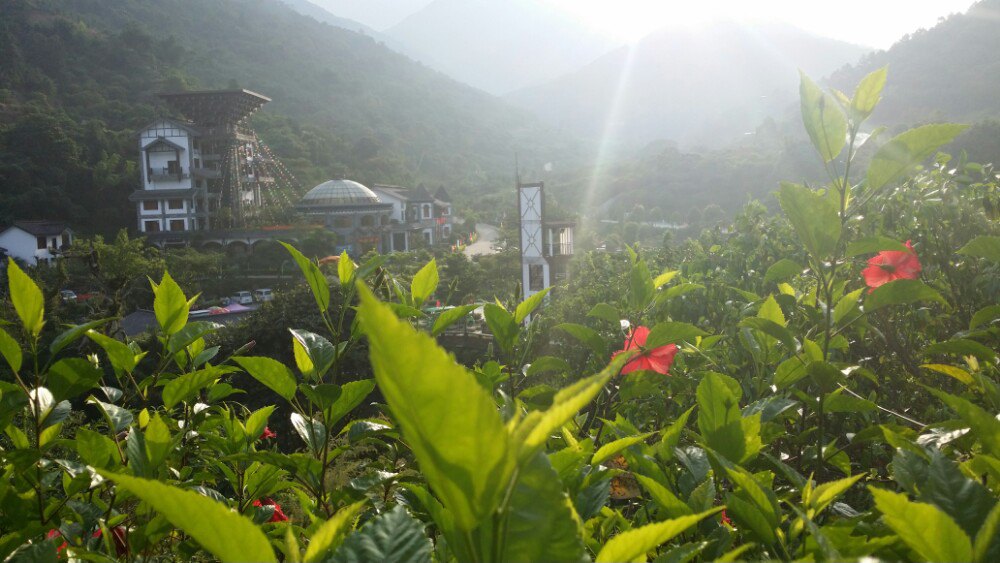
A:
254,288,274,302
233,291,253,305
59,290,77,303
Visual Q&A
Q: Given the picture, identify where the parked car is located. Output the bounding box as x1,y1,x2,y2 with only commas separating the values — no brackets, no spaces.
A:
253,288,274,302
233,291,253,305
59,289,77,303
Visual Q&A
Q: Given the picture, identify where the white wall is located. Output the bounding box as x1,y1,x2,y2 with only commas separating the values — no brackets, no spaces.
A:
139,120,194,191
0,228,70,265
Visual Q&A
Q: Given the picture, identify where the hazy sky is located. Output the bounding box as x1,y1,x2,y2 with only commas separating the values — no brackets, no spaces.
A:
545,0,979,48
334,0,980,49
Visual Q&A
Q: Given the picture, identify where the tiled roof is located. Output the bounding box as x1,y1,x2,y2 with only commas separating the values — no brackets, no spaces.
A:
4,220,72,236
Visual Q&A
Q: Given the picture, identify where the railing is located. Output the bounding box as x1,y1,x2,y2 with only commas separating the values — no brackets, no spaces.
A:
546,242,574,256
148,167,189,182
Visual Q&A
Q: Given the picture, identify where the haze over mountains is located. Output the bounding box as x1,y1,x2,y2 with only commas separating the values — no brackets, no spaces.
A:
386,0,620,95
506,20,870,148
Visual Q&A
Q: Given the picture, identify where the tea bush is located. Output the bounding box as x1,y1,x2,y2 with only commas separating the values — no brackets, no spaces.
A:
1,71,999,562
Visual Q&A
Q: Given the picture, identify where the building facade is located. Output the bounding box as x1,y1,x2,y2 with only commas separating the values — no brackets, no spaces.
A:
0,221,74,266
518,182,574,306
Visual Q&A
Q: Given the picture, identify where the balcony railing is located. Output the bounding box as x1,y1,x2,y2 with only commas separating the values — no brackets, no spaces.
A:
148,167,189,182
546,242,574,256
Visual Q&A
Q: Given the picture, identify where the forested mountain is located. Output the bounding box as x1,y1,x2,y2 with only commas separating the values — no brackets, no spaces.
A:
829,0,1000,125
386,0,619,95
506,20,869,148
0,0,579,234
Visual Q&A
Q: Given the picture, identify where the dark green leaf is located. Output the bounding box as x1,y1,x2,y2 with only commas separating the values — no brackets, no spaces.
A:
645,322,708,349
281,241,330,312
503,452,586,562
331,505,430,563
233,356,297,401
865,279,947,311
554,323,607,357
587,303,621,324
162,368,219,409
47,358,103,402
924,339,997,363
958,236,1000,263
764,259,802,284
290,329,336,381
778,182,841,259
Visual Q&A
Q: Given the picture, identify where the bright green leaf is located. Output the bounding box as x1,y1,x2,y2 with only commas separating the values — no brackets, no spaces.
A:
595,509,718,562
303,500,367,563
865,279,947,312
7,258,44,337
515,286,550,324
851,66,887,120
867,123,969,192
870,487,972,563
99,471,276,562
281,242,330,313
800,72,847,163
410,259,439,307
234,356,298,401
778,182,841,259
958,236,1000,264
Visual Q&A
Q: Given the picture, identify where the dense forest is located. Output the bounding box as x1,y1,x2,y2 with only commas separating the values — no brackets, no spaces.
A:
0,0,579,233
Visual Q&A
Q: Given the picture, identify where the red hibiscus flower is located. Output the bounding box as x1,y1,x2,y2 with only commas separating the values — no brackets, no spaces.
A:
253,498,289,522
612,326,678,375
47,527,127,556
260,426,277,440
720,509,733,526
861,240,922,292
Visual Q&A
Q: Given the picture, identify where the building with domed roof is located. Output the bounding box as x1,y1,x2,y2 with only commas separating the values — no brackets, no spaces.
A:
296,179,454,254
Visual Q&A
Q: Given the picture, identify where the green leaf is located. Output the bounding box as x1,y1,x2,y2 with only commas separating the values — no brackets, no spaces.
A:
290,329,336,381
514,286,550,324
49,318,111,356
303,500,367,563
738,317,797,352
930,389,1000,459
337,250,355,289
0,327,23,372
869,487,972,563
629,258,655,310
758,295,786,327
924,339,997,363
162,367,219,409
410,259,439,307
921,363,974,386
512,357,621,461
99,471,276,562
330,505,430,563
958,236,1000,263
800,72,847,163
281,241,330,313
833,288,864,325
697,372,748,463
644,322,708,349
144,414,172,468
764,259,802,284
525,356,571,377
431,304,478,336
7,258,44,337
554,323,607,357
593,432,655,466
151,271,193,335
75,427,118,469
633,474,693,518
87,330,143,374
778,182,841,259
845,236,911,257
327,379,376,427
974,501,1000,563
851,66,887,120
867,123,969,192
290,413,327,453
808,474,865,515
47,358,103,402
356,284,513,531
653,270,679,289
483,304,519,355
234,357,298,401
970,305,1000,330
501,452,586,562
587,303,621,324
657,407,693,461
865,279,947,311
595,509,718,562
921,451,995,537
245,406,275,441
660,283,705,301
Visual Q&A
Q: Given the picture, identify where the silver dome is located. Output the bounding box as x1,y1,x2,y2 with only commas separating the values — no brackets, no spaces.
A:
299,179,381,207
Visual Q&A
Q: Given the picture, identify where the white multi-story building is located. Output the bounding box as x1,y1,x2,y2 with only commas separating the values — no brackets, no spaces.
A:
130,118,217,236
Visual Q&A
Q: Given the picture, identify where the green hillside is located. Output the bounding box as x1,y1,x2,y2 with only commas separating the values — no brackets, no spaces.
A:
0,0,578,233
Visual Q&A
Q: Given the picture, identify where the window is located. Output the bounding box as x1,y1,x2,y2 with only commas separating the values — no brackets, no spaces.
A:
61,233,70,247
144,220,160,233
168,199,184,210
143,200,158,211
529,264,545,291
360,215,375,227
166,160,180,174
422,204,431,219
392,232,407,252
169,219,185,231
194,158,201,168
423,231,432,244
36,236,46,250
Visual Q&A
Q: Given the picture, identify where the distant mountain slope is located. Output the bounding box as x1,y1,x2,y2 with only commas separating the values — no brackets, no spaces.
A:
829,0,1000,125
277,0,409,54
506,20,870,148
0,0,579,232
308,0,432,31
386,0,619,95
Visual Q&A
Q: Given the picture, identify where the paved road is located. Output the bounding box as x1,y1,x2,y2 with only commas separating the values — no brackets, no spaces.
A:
464,223,499,257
